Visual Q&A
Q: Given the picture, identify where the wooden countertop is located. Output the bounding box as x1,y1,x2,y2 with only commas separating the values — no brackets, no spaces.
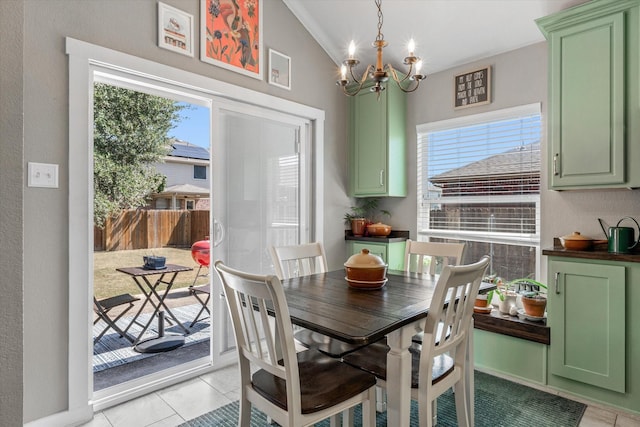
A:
473,309,550,345
543,238,640,263
344,229,410,243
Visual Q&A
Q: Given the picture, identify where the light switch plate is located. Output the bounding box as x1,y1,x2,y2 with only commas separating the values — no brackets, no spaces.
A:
28,162,59,188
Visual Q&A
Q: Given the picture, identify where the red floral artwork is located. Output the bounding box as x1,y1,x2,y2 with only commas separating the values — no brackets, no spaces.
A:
202,0,261,77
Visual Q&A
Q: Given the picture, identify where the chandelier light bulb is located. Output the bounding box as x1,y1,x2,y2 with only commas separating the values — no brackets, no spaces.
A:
407,39,415,56
348,40,356,59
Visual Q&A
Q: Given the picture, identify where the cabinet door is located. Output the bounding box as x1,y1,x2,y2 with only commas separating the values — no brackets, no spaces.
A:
548,260,625,392
549,12,625,188
352,89,387,196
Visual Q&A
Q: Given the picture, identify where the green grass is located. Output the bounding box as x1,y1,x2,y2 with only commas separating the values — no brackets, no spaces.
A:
93,247,207,299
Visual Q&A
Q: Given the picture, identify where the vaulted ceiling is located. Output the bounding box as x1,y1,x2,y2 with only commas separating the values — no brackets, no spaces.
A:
283,0,590,76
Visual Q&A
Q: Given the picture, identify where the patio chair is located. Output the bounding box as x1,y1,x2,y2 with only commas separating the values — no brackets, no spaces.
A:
213,261,377,427
343,255,490,427
93,293,141,344
269,242,368,357
188,283,211,327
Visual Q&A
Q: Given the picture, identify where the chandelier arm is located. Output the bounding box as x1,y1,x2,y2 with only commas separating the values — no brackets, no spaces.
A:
342,66,374,96
395,79,421,93
387,64,412,85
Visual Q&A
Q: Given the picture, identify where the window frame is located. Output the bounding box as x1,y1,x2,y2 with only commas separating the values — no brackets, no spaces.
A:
416,103,542,278
193,164,207,180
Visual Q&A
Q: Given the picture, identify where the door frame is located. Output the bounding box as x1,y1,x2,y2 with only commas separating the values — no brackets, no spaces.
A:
67,37,324,420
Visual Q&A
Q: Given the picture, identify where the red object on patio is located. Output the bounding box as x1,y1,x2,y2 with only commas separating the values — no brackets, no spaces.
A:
191,238,211,267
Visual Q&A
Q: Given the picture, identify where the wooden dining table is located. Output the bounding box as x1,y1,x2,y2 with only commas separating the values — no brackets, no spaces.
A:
280,268,494,427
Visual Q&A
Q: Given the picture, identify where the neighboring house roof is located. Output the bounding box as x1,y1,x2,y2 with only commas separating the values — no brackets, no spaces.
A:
430,143,540,182
168,139,209,160
159,183,210,196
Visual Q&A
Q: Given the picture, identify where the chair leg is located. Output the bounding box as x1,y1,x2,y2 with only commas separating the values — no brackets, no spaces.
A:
375,386,386,413
238,398,251,427
363,387,377,427
453,379,470,427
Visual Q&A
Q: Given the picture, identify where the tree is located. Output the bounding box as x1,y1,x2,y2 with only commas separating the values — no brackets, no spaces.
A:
93,83,185,227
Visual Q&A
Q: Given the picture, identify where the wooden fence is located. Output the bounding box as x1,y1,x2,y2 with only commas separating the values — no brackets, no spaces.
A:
94,209,210,251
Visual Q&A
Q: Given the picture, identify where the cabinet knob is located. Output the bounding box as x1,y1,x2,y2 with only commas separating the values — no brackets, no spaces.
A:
553,153,560,176
379,170,385,187
555,271,561,294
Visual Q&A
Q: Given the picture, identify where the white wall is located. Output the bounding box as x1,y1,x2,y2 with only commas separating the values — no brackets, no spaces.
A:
156,160,210,188
3,0,350,424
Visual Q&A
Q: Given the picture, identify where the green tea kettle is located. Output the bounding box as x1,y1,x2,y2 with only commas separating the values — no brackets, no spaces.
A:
606,217,639,254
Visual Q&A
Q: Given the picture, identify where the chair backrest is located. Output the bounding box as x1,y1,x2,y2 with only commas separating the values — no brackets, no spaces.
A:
213,261,304,413
404,240,466,275
269,242,328,280
422,255,490,362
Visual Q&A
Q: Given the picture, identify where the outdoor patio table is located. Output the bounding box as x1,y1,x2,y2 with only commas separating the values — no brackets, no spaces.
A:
280,269,494,427
116,264,193,344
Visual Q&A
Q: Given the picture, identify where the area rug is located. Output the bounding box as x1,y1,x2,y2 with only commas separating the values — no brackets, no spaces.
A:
180,371,586,426
93,303,210,373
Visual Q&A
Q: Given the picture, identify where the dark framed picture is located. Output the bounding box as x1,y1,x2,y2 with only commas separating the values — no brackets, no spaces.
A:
454,66,491,109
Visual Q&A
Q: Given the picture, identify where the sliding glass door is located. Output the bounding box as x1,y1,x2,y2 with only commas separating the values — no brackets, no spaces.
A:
210,100,311,363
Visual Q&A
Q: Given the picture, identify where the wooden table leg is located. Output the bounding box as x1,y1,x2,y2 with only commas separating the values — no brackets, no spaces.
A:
385,322,419,427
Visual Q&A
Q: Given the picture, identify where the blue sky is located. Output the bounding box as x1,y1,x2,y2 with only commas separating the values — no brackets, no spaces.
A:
169,102,210,149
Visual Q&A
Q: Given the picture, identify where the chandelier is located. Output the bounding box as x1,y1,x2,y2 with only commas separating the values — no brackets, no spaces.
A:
336,0,425,97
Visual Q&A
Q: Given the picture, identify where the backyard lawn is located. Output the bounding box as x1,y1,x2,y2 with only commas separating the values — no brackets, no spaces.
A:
94,247,207,299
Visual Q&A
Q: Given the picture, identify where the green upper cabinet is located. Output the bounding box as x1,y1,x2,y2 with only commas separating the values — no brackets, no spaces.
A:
350,82,407,197
537,0,640,189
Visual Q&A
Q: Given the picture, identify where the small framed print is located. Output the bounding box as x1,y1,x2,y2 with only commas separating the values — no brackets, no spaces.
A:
268,49,291,90
158,2,194,57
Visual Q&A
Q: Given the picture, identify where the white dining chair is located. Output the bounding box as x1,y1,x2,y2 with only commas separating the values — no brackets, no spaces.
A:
269,242,369,358
270,242,328,279
404,239,466,275
343,255,490,427
405,240,466,345
213,261,377,427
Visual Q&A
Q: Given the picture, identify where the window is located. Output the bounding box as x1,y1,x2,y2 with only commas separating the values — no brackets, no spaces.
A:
416,104,541,280
194,164,206,179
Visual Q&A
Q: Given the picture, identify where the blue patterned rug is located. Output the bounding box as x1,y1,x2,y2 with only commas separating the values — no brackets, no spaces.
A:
93,303,209,372
180,371,586,426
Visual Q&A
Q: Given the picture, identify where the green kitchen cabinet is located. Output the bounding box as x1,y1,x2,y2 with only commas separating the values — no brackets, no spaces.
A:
349,81,407,197
537,0,640,189
348,240,406,271
547,259,626,393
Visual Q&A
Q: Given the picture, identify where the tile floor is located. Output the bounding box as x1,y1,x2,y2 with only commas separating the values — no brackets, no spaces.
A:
81,364,639,427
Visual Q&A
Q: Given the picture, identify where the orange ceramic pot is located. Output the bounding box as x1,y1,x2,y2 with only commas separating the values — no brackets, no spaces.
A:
344,249,388,288
366,222,392,237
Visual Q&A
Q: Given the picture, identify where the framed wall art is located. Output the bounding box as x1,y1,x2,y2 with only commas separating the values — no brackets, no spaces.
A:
454,66,491,109
268,49,291,90
158,2,194,57
200,0,263,79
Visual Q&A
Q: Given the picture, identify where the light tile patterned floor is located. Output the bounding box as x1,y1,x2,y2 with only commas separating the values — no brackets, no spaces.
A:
81,364,639,427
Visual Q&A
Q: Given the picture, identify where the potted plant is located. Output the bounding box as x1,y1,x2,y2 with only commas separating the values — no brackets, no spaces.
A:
344,198,391,236
486,276,547,317
513,278,548,318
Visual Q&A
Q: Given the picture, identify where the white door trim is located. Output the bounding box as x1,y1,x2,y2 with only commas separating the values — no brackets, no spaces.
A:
65,37,324,425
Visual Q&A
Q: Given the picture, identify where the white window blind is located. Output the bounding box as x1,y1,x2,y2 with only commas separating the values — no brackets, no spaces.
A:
416,104,541,247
